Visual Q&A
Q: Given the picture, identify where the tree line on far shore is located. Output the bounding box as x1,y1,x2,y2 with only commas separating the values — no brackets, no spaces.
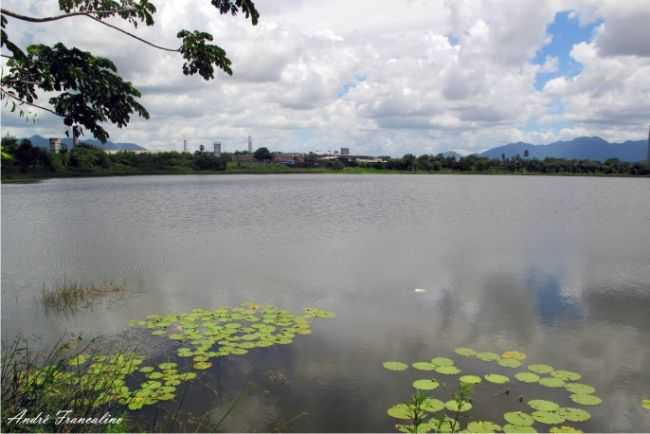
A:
1,137,648,178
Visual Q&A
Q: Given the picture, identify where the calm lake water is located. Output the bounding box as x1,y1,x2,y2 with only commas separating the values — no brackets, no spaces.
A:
2,174,650,432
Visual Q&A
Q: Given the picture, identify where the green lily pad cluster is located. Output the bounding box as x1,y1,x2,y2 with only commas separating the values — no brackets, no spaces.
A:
383,347,603,433
125,362,197,410
129,303,335,362
19,352,145,408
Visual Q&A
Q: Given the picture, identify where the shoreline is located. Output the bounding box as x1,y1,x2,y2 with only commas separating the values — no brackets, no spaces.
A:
3,168,649,183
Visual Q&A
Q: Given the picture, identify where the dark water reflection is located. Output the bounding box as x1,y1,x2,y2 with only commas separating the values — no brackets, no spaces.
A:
2,174,650,432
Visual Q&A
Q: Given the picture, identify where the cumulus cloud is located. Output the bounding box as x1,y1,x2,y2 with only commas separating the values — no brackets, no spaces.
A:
1,0,649,155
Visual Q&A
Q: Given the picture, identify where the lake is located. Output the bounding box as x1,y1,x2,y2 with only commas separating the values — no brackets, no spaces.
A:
2,174,650,432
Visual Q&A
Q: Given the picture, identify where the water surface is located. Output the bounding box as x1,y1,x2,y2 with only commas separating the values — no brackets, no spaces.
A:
2,174,650,431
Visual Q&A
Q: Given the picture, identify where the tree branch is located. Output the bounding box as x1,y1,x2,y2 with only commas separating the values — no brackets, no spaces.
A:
1,7,133,23
87,15,179,53
0,85,60,116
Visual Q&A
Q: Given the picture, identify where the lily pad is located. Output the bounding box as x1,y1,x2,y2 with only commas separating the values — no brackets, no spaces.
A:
539,377,565,388
455,347,476,357
570,394,602,406
503,411,534,426
498,358,522,368
434,417,462,433
515,372,540,383
476,352,500,362
412,362,437,371
643,399,650,410
485,374,509,384
460,375,482,385
557,408,591,423
384,361,409,372
528,400,560,412
413,379,440,390
431,357,455,367
552,370,582,382
435,365,461,375
550,426,583,433
67,354,89,367
387,403,415,420
501,351,526,361
422,398,445,413
446,400,472,412
466,421,501,433
532,411,565,425
503,424,536,433
193,362,212,370
528,363,554,374
564,383,595,395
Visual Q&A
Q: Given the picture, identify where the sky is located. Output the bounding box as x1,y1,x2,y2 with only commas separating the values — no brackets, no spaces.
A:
1,0,650,155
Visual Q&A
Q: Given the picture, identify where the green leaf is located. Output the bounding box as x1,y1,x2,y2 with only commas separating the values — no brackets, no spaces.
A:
383,361,409,372
413,379,440,390
503,411,534,426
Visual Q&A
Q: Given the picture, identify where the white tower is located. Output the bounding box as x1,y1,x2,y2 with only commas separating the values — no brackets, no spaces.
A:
183,139,188,153
248,135,252,153
213,142,221,157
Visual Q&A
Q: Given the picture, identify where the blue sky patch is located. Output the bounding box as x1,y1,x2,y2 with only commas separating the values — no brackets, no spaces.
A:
533,11,602,91
337,73,367,97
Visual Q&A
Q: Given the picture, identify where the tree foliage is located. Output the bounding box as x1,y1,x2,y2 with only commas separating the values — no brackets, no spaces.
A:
253,147,272,161
1,0,259,142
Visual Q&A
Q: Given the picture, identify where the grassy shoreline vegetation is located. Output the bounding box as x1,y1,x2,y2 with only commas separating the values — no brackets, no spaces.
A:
2,137,649,183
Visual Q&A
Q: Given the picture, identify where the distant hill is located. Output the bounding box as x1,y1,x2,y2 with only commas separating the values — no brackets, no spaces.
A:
481,136,647,162
27,134,146,151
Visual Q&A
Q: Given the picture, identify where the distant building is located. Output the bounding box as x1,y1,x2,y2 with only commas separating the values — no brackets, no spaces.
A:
183,139,188,153
49,138,61,153
272,152,304,166
199,144,205,153
341,147,350,156
213,142,221,157
248,136,253,153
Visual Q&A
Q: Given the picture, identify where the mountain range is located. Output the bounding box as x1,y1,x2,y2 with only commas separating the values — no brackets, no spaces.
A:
27,135,146,151
481,136,648,163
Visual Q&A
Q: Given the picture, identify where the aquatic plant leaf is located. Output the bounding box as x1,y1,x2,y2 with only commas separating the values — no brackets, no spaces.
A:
503,424,537,433
431,357,455,367
503,411,534,426
67,354,89,366
435,365,461,375
446,400,472,412
460,375,482,385
476,352,500,362
539,377,565,388
528,400,560,412
570,394,602,406
557,408,591,423
387,403,416,420
139,366,154,374
549,426,583,433
395,423,432,433
532,411,565,425
147,372,163,380
422,398,445,413
466,421,501,433
412,362,437,371
434,416,462,433
498,358,522,368
413,379,440,390
455,347,476,357
564,383,595,395
485,374,509,384
552,370,582,382
193,362,212,370
501,351,526,361
527,364,554,374
515,372,540,383
643,399,650,410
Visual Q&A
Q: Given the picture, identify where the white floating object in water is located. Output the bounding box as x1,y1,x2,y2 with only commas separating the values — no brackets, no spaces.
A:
414,288,427,293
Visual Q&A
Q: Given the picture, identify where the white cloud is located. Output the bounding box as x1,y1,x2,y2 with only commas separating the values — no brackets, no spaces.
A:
1,0,649,155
